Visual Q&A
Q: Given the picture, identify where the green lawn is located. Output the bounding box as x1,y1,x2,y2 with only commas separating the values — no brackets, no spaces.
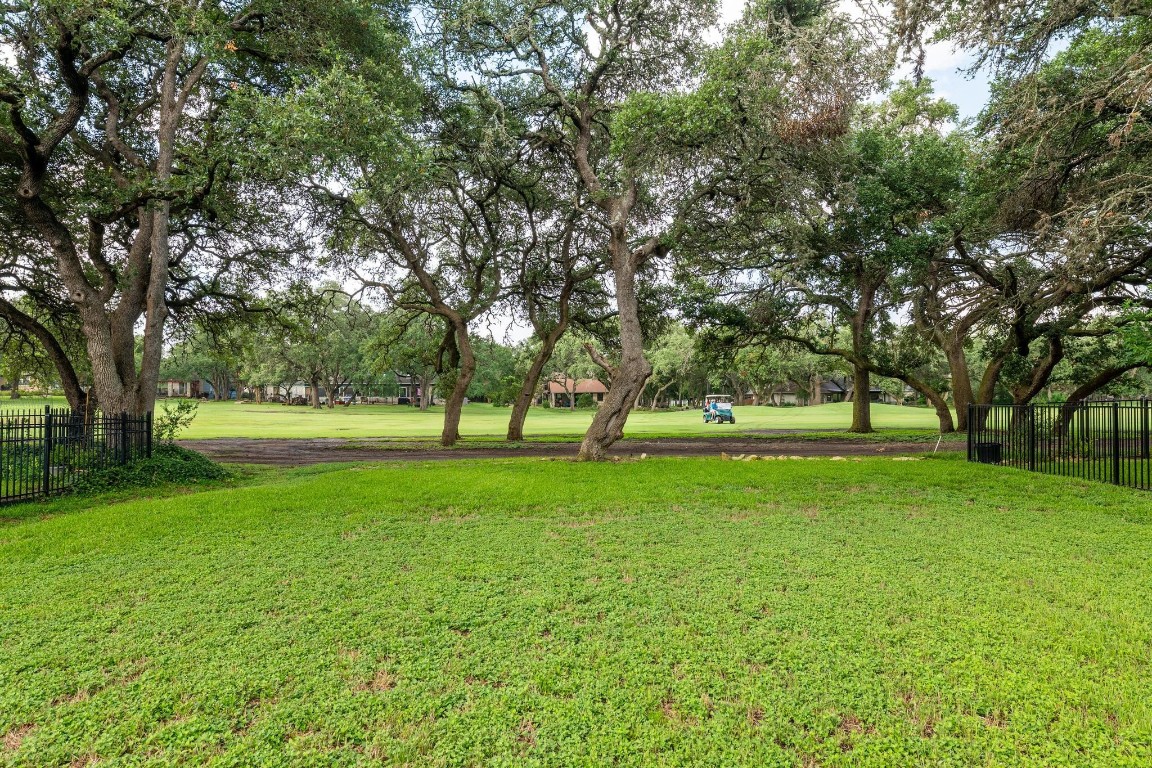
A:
0,396,66,412
0,397,950,439
174,400,945,440
2,457,1150,766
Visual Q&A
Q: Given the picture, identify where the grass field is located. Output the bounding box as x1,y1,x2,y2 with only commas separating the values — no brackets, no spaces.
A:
0,396,951,440
166,400,946,440
0,396,64,412
2,456,1150,766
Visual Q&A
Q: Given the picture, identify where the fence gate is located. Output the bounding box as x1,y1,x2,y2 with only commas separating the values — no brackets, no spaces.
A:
968,401,1152,490
0,407,153,505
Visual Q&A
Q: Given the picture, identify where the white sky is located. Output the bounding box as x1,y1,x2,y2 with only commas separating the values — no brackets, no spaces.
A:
717,0,991,122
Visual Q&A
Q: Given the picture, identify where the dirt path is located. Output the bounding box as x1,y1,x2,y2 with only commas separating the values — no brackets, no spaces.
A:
180,436,960,466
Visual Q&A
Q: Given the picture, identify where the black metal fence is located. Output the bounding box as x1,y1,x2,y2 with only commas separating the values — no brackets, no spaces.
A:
968,401,1152,490
0,407,152,505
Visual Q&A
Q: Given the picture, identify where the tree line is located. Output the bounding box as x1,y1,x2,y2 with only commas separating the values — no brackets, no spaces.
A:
157,293,835,423
2,0,1149,456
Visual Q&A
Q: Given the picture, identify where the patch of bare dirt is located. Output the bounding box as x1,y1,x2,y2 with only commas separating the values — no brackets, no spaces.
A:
3,724,33,752
180,437,958,466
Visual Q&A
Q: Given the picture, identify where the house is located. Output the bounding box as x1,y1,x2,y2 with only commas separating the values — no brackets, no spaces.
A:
765,377,887,406
764,379,848,405
159,379,208,398
160,379,241,400
765,380,808,406
1,375,38,396
542,377,608,408
396,374,433,405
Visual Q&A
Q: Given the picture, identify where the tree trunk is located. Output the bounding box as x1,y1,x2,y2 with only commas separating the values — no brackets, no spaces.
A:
849,364,872,433
943,337,975,431
135,202,170,416
809,374,821,406
578,242,651,460
727,373,744,405
976,355,1006,405
1010,337,1064,406
508,257,582,439
440,323,476,447
420,371,433,411
129,43,187,417
507,331,562,441
650,380,674,411
211,374,229,401
325,375,341,409
845,283,877,433
309,378,322,408
254,386,263,404
0,300,89,411
1057,364,1145,434
899,374,955,433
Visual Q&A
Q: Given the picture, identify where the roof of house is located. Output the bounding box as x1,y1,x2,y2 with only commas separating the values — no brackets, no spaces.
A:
822,376,883,395
545,378,608,394
769,378,885,395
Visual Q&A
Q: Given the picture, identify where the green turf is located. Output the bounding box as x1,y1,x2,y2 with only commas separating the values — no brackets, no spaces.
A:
175,400,946,439
2,457,1150,766
0,396,67,412
0,397,951,439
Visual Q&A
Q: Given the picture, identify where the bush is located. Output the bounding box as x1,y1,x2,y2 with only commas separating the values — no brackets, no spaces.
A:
71,444,229,495
155,399,199,442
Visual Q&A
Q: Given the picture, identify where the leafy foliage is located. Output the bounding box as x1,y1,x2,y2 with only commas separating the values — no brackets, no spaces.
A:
155,399,200,443
70,443,229,496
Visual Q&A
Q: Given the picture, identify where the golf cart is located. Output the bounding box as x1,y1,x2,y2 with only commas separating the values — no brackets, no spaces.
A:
703,395,735,424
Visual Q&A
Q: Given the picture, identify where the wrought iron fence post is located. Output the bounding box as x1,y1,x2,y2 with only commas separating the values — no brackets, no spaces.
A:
1142,398,1149,459
1027,407,1037,473
42,406,53,497
146,410,153,458
967,404,974,461
1112,402,1122,485
119,412,129,465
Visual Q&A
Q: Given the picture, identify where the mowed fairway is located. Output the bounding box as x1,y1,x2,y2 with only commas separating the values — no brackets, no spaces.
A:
0,397,65,412
2,457,1150,766
178,401,944,439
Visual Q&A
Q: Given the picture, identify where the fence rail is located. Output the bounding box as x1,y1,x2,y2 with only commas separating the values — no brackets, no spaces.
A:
968,401,1152,490
0,407,152,505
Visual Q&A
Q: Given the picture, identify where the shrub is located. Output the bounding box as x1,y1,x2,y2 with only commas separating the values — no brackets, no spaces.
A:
71,444,229,495
155,398,199,442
